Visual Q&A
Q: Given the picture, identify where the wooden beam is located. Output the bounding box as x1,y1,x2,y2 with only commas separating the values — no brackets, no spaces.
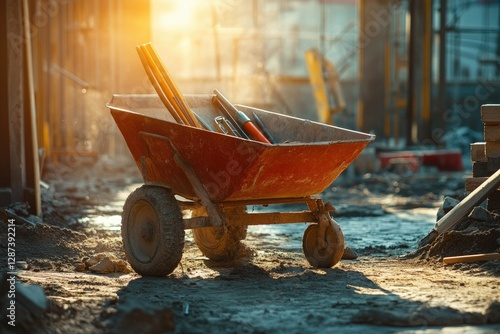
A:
22,0,41,216
465,177,492,192
4,1,26,204
470,142,486,162
481,104,500,124
486,141,500,158
420,168,500,246
484,125,500,142
0,1,11,194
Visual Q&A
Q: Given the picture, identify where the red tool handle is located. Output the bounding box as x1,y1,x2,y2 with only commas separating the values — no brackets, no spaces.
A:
213,89,271,144
243,121,271,144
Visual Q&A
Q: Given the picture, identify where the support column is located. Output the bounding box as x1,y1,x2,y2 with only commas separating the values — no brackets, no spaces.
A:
0,0,25,206
408,0,433,146
0,0,40,215
358,0,392,139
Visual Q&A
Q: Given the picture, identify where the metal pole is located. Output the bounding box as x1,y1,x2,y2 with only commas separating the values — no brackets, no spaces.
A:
422,0,432,142
497,2,500,77
438,0,447,141
407,0,417,146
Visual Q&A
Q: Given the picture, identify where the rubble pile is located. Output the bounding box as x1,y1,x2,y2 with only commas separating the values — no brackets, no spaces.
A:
412,201,500,275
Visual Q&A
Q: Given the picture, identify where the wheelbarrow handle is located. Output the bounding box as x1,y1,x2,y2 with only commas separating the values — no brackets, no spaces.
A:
136,46,184,124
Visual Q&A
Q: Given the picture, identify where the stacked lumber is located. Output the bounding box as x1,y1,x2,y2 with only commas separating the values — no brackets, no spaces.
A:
468,104,500,210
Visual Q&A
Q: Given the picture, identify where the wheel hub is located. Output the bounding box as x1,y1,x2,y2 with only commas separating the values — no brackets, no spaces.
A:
140,220,155,242
128,201,160,263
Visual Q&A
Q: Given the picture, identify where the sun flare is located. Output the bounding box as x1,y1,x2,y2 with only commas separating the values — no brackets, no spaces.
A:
155,0,200,29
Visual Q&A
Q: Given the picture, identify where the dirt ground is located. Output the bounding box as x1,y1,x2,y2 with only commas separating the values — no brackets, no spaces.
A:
1,156,500,334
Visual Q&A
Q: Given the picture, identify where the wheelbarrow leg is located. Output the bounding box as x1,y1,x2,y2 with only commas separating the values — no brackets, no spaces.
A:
173,152,226,228
316,212,330,249
170,146,247,261
307,199,334,249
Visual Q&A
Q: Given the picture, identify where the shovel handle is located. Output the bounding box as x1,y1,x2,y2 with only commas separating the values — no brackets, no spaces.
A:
136,46,184,124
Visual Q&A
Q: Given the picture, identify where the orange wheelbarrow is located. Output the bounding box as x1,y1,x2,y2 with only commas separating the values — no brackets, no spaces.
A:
108,94,375,276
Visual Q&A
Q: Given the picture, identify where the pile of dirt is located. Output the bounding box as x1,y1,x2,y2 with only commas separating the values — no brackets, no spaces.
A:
0,157,137,273
0,209,125,273
409,206,500,275
0,211,85,272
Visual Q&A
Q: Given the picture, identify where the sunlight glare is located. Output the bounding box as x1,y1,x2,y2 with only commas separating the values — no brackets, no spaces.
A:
156,0,199,29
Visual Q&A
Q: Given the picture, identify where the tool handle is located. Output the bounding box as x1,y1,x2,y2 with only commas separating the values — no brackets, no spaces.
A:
212,96,247,138
193,112,214,131
136,46,184,124
141,43,201,128
214,89,270,144
138,45,190,125
242,121,271,144
252,112,276,144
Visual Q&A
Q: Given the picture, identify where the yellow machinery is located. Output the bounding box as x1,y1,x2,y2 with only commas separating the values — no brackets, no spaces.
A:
305,48,346,125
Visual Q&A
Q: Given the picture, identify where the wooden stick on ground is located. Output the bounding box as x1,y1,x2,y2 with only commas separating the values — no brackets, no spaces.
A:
443,253,500,264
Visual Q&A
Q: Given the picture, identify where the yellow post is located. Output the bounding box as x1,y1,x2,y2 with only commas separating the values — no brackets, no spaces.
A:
305,49,332,125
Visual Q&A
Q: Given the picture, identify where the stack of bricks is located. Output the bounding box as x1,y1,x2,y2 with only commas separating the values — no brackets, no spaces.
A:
468,104,500,211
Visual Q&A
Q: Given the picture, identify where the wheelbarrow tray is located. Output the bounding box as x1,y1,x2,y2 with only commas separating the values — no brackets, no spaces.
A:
108,94,375,203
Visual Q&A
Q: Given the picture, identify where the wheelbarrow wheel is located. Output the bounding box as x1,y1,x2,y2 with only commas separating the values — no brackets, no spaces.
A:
193,225,247,261
302,219,344,268
193,206,247,261
122,185,184,276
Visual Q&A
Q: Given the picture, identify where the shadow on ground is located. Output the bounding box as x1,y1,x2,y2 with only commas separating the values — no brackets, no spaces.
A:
105,260,489,334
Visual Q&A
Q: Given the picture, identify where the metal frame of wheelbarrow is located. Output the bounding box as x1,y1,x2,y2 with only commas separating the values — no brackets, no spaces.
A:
138,131,344,271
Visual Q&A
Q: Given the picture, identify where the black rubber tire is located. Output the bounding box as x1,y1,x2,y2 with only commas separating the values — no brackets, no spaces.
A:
122,185,184,276
302,220,345,268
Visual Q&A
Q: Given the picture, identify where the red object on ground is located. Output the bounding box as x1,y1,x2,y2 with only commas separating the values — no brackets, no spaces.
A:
421,150,463,171
379,152,418,170
379,150,463,172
